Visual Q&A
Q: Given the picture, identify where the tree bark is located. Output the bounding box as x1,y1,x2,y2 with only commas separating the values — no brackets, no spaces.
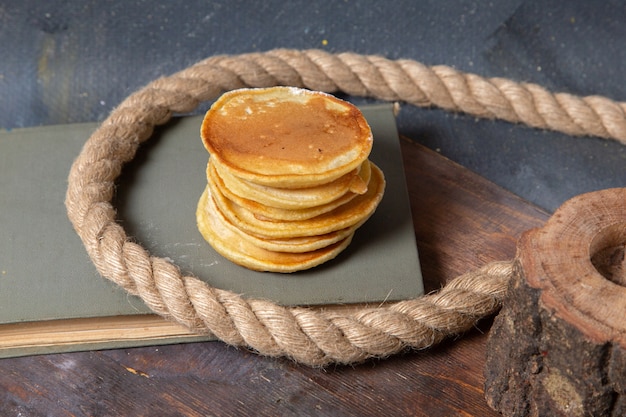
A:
484,188,626,417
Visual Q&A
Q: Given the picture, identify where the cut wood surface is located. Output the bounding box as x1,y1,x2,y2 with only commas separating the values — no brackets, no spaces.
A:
0,137,549,416
485,188,626,417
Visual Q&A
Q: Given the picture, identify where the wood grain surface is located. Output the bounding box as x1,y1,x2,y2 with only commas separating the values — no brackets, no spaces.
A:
0,137,550,416
485,188,626,416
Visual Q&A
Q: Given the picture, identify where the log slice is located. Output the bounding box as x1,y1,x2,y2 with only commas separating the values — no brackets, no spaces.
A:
485,188,626,417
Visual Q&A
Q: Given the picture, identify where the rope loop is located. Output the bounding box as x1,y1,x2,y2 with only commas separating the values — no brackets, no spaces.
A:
65,49,626,366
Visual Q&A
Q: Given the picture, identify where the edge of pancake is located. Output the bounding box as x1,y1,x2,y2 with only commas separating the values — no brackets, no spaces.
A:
209,162,386,239
208,159,371,218
196,187,355,272
211,157,367,209
203,184,358,253
201,87,373,188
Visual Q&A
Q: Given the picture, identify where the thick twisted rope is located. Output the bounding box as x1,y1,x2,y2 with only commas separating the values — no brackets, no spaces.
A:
65,49,626,366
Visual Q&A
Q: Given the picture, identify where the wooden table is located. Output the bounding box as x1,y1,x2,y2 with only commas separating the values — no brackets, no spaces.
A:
0,137,549,416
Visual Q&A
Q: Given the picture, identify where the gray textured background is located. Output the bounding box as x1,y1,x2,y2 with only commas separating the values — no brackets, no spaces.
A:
1,0,624,211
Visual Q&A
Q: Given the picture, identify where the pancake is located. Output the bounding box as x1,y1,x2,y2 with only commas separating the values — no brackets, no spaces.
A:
200,184,360,253
201,87,373,188
196,87,385,273
211,157,368,210
196,187,354,272
207,162,386,239
207,159,372,221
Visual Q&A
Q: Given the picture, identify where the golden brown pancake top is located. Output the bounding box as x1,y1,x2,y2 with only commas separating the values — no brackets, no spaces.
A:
201,87,372,179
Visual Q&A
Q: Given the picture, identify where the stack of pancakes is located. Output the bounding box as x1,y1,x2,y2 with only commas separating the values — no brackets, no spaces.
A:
196,87,385,272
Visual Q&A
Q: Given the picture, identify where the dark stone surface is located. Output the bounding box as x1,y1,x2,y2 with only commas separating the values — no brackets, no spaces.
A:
2,0,624,211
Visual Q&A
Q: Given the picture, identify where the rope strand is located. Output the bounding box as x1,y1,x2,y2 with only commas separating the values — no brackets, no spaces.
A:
65,49,626,366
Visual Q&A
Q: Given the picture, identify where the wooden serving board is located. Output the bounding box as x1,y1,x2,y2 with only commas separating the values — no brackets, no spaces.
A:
0,130,549,415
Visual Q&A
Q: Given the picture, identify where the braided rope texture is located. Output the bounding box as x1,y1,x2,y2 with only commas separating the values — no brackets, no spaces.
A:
65,49,626,366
